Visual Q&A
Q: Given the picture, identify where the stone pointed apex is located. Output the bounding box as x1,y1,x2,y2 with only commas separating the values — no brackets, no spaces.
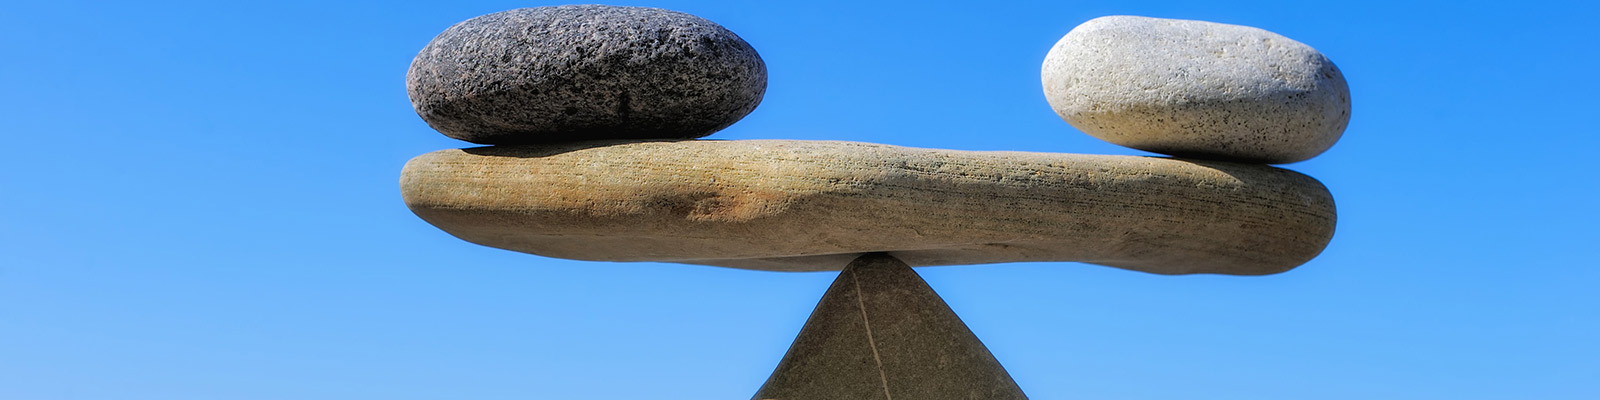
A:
754,254,1027,400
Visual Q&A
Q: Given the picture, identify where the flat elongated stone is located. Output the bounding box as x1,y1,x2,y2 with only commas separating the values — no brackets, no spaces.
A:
400,140,1335,275
753,253,1027,400
1042,16,1350,164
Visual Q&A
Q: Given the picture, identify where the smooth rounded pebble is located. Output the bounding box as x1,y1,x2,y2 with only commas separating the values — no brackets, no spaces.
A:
400,140,1336,275
407,5,766,144
1042,16,1350,164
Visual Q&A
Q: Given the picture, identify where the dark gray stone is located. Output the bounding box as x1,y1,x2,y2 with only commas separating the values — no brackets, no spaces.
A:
407,5,767,144
753,254,1027,400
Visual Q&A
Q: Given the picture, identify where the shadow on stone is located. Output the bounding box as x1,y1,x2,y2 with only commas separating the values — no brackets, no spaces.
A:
753,253,1027,400
460,139,694,159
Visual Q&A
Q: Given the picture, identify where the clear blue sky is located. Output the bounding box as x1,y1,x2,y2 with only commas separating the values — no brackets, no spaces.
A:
2,0,1596,398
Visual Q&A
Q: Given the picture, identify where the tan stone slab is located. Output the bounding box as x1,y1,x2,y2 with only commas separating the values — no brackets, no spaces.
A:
400,139,1335,275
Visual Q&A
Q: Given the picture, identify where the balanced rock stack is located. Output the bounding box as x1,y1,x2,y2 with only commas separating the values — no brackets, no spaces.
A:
400,7,1347,400
401,13,1344,277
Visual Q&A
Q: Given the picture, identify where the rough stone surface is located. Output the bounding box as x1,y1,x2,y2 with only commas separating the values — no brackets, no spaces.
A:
753,253,1027,400
400,139,1336,275
407,5,766,144
1042,15,1350,164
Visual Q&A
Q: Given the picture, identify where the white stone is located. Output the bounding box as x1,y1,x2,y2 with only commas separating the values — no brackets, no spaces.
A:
1042,16,1350,164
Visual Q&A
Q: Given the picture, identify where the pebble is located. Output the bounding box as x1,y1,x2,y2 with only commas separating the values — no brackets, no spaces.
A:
1042,16,1350,164
407,5,767,144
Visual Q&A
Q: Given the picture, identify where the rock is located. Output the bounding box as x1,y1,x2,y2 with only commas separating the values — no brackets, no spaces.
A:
753,253,1027,400
1041,16,1350,164
399,140,1336,275
406,5,766,144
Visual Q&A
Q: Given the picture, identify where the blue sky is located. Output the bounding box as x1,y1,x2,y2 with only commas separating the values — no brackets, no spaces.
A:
2,0,1596,398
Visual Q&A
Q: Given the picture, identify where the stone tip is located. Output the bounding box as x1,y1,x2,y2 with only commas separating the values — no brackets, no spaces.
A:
752,253,1028,399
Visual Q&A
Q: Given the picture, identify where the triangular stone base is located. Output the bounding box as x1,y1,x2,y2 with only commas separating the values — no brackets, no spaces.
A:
753,253,1027,400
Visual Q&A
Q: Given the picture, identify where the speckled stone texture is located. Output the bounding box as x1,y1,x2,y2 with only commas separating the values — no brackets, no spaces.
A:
1042,16,1350,164
407,5,766,144
399,140,1336,275
753,253,1027,400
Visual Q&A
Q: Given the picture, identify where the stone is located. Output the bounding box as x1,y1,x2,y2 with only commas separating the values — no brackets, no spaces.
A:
400,140,1336,275
1041,16,1350,164
753,253,1027,400
406,5,767,144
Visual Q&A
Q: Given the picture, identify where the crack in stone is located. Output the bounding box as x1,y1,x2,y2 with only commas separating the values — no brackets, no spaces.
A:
851,268,893,400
